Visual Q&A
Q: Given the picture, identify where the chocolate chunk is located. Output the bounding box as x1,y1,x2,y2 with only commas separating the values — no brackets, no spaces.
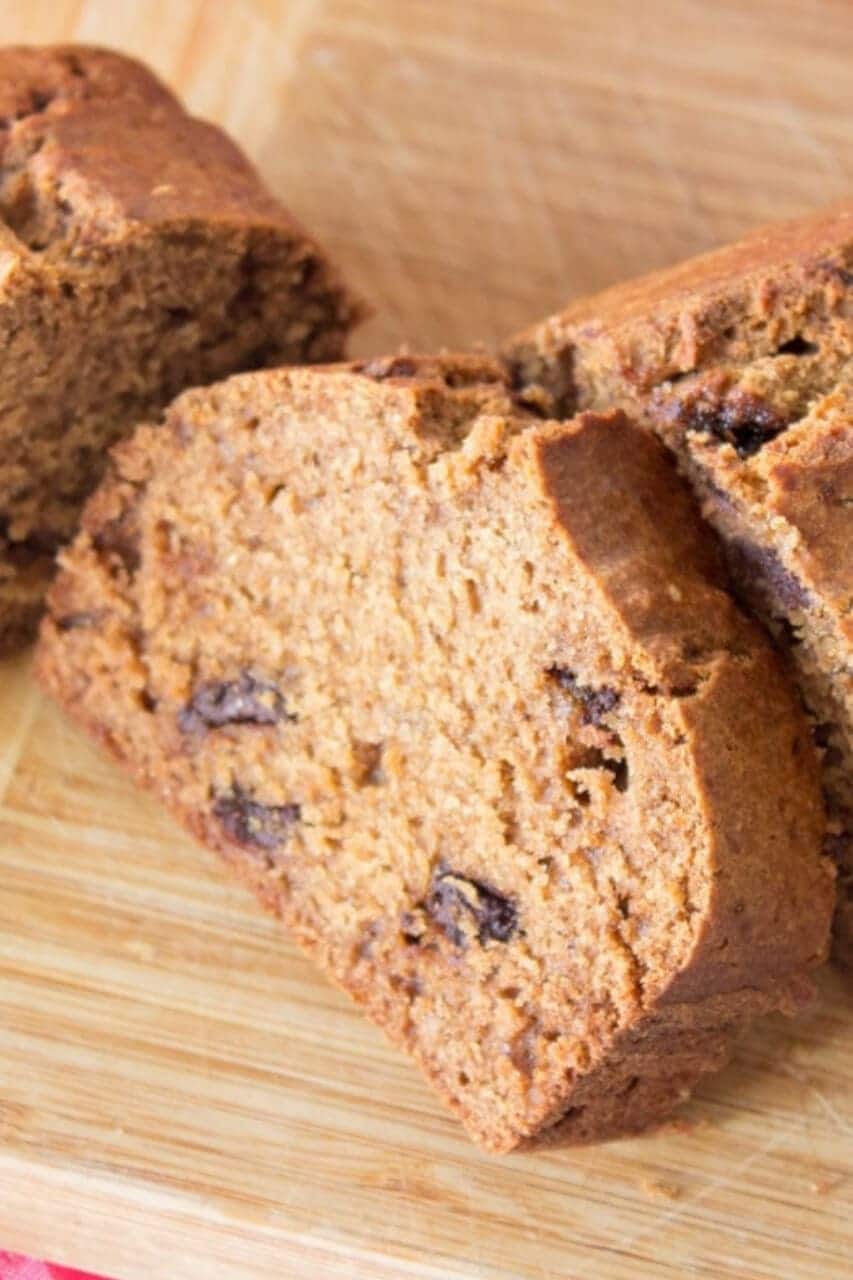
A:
212,786,300,851
727,538,811,610
546,666,620,725
358,356,420,380
672,391,788,459
180,672,294,732
425,869,518,947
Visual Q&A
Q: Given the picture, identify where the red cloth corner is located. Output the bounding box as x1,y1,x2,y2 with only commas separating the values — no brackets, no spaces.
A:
0,1253,109,1280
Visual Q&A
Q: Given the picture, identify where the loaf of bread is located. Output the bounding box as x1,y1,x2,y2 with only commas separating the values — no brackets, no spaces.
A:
505,204,853,961
36,355,833,1152
0,45,362,652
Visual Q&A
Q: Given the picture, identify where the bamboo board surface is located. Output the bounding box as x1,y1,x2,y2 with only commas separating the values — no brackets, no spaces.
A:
0,2,852,1277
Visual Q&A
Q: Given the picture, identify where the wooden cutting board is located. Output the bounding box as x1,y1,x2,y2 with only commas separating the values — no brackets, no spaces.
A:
1,2,852,1277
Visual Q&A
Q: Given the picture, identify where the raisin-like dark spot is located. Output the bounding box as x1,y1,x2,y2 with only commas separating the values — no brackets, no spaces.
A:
775,335,819,357
672,391,788,459
212,786,300,852
180,673,294,733
727,538,811,611
546,666,620,725
357,355,420,380
425,870,517,947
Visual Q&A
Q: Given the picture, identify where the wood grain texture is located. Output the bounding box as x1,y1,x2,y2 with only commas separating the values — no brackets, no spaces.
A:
0,2,851,1276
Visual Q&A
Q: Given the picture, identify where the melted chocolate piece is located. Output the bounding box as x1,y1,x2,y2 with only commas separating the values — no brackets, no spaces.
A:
671,390,789,459
212,786,300,852
180,672,293,732
426,870,518,947
546,666,620,725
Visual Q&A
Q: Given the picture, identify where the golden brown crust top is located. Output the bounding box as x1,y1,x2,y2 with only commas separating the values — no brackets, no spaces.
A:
0,45,366,656
546,202,850,330
0,44,306,237
507,202,852,397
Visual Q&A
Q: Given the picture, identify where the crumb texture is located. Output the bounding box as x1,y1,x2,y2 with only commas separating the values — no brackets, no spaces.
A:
0,43,362,651
505,202,853,962
37,356,832,1152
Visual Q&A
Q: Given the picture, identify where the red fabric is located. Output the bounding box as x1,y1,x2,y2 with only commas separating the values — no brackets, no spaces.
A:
0,1253,108,1280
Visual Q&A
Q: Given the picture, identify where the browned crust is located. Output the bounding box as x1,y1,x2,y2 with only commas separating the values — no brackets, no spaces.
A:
0,44,365,320
0,45,366,653
0,45,343,243
505,201,852,405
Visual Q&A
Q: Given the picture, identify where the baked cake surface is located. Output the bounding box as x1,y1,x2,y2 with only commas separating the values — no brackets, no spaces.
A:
37,355,833,1152
0,44,362,652
505,203,853,961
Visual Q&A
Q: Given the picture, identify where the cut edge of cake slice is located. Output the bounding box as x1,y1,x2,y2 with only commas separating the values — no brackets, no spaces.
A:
503,203,853,964
36,355,834,1151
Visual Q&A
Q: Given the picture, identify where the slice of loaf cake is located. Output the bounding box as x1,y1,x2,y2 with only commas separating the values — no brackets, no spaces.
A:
0,45,362,652
36,355,833,1153
504,204,853,961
